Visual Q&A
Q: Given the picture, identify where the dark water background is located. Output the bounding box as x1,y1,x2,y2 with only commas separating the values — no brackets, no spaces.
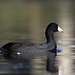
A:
0,0,75,75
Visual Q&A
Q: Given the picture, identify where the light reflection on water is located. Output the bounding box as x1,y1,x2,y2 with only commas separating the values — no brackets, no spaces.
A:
0,0,75,75
56,1,75,75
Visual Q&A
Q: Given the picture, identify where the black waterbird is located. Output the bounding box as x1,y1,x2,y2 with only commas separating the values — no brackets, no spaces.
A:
0,22,63,73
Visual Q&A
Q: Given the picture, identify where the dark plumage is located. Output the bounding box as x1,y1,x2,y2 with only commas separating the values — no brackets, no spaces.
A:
0,22,63,73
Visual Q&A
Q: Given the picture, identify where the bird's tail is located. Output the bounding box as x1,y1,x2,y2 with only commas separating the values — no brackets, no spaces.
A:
0,47,3,54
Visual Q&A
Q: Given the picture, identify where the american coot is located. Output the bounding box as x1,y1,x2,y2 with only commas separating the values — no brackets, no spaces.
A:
0,22,63,72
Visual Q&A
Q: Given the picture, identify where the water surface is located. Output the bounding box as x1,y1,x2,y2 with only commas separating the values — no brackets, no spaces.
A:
0,0,75,75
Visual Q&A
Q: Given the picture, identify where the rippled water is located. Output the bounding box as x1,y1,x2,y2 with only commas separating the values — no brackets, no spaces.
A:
0,0,75,75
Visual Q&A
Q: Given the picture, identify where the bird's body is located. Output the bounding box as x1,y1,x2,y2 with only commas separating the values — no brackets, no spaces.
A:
1,38,56,59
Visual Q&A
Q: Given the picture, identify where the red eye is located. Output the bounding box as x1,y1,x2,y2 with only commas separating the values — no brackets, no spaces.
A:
54,25,56,28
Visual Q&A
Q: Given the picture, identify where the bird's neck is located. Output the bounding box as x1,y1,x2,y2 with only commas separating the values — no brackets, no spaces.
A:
45,30,55,43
